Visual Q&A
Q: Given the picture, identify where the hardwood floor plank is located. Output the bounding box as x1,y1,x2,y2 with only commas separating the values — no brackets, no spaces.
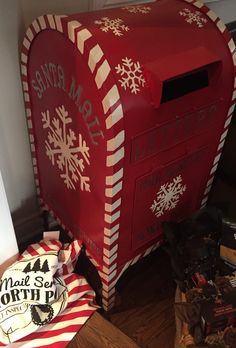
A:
109,249,176,348
68,312,140,348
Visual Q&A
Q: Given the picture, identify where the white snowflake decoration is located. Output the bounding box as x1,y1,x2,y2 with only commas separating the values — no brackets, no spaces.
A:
94,17,129,36
122,5,151,14
150,175,187,218
179,8,207,28
115,57,145,94
42,105,90,191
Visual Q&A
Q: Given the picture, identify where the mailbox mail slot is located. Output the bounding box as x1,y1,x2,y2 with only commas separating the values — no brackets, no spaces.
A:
21,0,236,310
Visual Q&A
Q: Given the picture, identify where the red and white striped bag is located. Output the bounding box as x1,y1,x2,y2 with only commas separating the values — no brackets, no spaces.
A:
0,239,97,347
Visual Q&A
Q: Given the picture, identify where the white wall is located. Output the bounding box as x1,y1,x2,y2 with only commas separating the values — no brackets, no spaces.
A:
21,0,90,29
0,0,35,214
206,0,236,24
0,0,235,221
0,0,91,219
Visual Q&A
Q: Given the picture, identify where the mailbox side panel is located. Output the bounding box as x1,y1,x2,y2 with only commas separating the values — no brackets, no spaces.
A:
21,17,126,270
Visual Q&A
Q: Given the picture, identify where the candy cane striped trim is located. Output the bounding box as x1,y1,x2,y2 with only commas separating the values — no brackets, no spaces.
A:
21,14,125,312
21,15,70,210
101,82,125,293
101,240,161,310
182,0,236,208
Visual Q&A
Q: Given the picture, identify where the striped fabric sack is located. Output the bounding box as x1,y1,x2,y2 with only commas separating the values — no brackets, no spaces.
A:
0,239,97,347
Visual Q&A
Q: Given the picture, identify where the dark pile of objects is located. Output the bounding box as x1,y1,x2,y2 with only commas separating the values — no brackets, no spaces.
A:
163,207,236,347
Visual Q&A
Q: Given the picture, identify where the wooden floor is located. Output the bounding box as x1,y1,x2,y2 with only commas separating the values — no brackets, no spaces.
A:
107,248,176,348
68,312,140,348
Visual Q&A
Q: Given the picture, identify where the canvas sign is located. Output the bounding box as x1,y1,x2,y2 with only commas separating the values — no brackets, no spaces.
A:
0,240,73,344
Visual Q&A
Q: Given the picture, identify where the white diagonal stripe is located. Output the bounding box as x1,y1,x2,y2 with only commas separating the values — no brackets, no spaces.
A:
23,37,30,50
194,1,203,8
21,53,28,64
102,263,117,275
207,177,214,187
24,92,30,102
144,245,153,257
217,20,226,33
106,147,124,166
228,104,236,116
101,269,117,283
21,65,27,76
104,224,119,237
55,15,67,32
38,16,46,29
67,20,82,42
213,153,221,165
233,90,236,100
116,261,132,282
22,81,28,91
107,131,125,151
88,44,104,73
207,10,217,22
201,197,208,205
95,59,111,89
102,286,116,298
106,168,123,186
224,115,233,129
233,52,236,66
105,198,121,212
26,108,31,117
102,85,120,114
102,296,115,307
104,232,119,246
131,254,141,266
102,278,117,292
228,39,236,53
106,104,123,129
47,14,56,29
30,143,35,152
32,19,40,33
26,28,34,41
104,244,118,258
77,29,92,54
220,129,228,142
105,181,122,197
103,253,117,265
217,139,225,151
104,210,120,224
210,164,218,174
204,185,211,195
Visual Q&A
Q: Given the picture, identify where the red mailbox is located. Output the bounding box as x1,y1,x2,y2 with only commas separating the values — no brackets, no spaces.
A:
21,0,236,310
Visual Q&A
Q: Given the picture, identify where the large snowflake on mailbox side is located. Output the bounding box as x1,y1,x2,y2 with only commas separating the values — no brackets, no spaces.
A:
41,105,90,191
150,175,186,217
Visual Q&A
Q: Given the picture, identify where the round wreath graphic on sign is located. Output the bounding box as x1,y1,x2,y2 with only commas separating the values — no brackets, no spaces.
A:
41,105,90,191
31,304,54,326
